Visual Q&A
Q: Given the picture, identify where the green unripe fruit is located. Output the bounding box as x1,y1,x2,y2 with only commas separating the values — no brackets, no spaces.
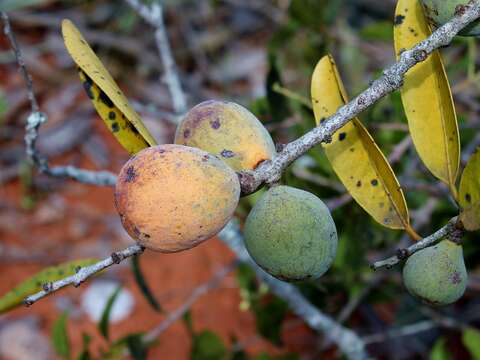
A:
244,186,338,282
403,239,467,306
421,0,480,36
174,100,276,172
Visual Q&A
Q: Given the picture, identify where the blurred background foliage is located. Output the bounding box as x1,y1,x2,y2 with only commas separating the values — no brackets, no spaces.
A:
1,0,480,359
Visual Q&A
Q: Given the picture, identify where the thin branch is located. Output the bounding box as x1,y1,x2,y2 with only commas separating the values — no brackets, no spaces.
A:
371,217,460,270
143,260,238,342
239,2,480,195
218,221,369,360
1,12,39,112
124,0,187,115
3,12,118,187
23,244,144,305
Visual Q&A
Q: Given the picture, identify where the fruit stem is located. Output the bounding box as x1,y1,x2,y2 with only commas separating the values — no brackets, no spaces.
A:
449,183,459,203
272,82,312,109
405,224,422,241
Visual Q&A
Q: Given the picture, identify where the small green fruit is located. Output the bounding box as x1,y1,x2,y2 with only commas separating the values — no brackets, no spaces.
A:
403,239,467,306
244,185,338,282
174,100,276,172
421,0,480,36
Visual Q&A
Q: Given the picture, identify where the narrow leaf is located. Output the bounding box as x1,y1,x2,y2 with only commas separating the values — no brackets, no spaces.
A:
61,19,157,155
0,258,98,314
76,333,92,360
430,337,451,360
98,285,122,340
191,330,227,360
459,148,480,230
125,334,149,360
52,312,70,359
393,0,460,195
130,255,161,312
462,327,480,359
311,55,411,232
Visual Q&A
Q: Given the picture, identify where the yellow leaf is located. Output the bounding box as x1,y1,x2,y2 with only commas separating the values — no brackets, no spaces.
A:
459,148,480,231
61,19,157,155
0,258,98,313
311,55,413,235
393,0,460,197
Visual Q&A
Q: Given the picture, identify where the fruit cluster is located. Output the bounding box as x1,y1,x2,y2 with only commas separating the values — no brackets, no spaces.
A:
114,99,467,304
115,100,338,282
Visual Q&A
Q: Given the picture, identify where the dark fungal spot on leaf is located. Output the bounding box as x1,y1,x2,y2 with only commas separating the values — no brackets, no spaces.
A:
128,123,140,135
356,180,362,187
210,119,220,129
371,179,378,186
108,111,116,120
81,73,95,100
221,149,235,158
339,132,347,141
99,91,115,108
394,14,405,26
125,166,136,183
465,193,472,203
183,129,191,138
111,122,120,132
320,117,326,124
350,147,355,152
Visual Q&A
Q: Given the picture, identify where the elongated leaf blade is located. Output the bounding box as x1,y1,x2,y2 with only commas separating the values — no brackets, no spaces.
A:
98,285,122,340
393,0,460,193
459,148,480,230
463,327,480,360
0,258,98,313
131,255,161,312
311,55,410,230
52,312,70,359
61,19,157,155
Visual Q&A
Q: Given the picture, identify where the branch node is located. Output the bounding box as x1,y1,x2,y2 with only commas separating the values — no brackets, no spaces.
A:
42,282,53,292
111,252,122,264
396,248,410,260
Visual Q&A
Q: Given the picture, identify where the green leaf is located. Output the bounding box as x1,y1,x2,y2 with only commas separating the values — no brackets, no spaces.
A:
131,255,161,312
462,327,480,359
76,333,91,360
360,21,393,42
125,334,149,360
98,285,122,340
52,312,70,359
190,330,226,360
253,297,288,346
183,310,194,335
430,337,451,360
0,258,98,314
102,332,152,360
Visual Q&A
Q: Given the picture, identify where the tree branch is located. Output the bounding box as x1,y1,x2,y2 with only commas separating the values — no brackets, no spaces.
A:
238,1,480,195
23,244,144,305
124,0,187,115
2,11,122,187
371,217,461,270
